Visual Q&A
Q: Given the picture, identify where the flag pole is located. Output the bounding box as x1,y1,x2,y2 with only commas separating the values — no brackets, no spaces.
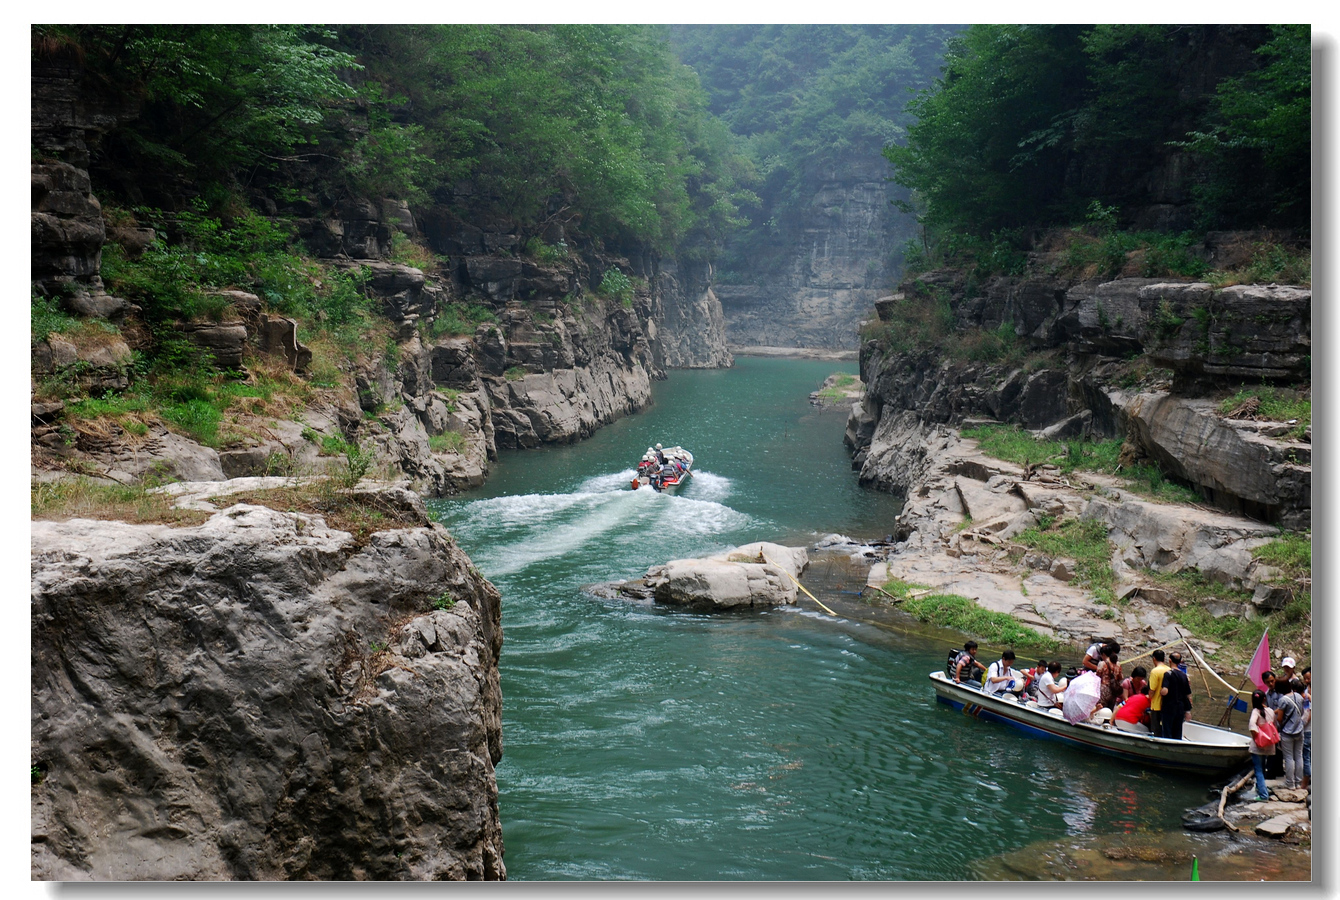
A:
1220,629,1270,727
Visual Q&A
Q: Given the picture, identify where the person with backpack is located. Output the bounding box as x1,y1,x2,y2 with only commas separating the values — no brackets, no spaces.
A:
984,649,1019,696
952,641,987,685
1275,678,1307,790
1248,690,1279,802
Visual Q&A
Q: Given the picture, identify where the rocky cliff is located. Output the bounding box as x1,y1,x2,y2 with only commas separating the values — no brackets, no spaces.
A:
850,270,1311,528
716,159,914,350
31,483,505,880
846,255,1310,657
31,61,733,498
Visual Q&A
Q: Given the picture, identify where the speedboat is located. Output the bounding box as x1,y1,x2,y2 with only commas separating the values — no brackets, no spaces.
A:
929,670,1251,773
631,446,693,493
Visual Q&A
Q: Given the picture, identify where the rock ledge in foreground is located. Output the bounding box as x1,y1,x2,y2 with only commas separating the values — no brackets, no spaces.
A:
31,493,504,881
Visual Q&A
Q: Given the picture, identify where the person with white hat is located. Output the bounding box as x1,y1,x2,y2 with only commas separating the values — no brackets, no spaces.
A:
1280,656,1298,682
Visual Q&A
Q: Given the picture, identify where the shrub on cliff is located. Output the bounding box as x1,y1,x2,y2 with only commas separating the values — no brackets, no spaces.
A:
885,25,1309,236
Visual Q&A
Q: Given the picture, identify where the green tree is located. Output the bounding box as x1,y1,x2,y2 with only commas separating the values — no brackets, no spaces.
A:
1178,24,1311,227
35,25,358,189
884,25,1090,234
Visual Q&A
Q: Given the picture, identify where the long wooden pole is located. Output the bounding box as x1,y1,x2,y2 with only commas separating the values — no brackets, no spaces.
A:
1216,771,1253,833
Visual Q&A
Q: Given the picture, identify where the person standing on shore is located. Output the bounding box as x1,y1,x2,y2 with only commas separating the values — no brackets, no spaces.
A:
1147,650,1170,738
1275,678,1306,790
1263,670,1285,778
1248,690,1278,802
1159,652,1193,740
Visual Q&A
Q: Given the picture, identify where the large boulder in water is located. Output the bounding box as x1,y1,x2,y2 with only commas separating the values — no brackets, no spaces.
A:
644,541,809,611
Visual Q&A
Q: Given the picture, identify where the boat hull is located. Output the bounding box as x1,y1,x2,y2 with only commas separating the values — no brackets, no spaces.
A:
631,470,691,493
930,671,1251,773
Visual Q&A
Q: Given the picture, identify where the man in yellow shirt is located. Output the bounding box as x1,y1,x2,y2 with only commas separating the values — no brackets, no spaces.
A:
1148,649,1171,737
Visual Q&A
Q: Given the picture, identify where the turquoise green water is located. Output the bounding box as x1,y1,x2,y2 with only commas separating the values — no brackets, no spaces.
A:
429,357,1209,880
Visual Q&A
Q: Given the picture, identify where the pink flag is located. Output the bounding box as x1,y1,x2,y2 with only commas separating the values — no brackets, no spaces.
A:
1246,630,1271,692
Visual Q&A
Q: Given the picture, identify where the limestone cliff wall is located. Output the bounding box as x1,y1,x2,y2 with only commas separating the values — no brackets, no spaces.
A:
716,159,916,350
31,71,733,497
31,488,505,880
848,269,1311,528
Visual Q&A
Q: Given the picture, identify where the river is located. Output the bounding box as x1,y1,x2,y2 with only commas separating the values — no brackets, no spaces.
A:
428,357,1220,880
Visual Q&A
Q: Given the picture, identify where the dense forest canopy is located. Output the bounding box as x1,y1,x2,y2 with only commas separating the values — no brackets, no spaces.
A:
34,24,1309,279
35,24,757,259
885,24,1311,237
669,25,960,275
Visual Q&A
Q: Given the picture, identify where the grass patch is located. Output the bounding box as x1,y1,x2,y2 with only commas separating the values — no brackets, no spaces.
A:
430,302,498,338
1219,387,1310,436
31,478,209,526
524,237,568,265
1061,230,1209,281
1207,243,1311,288
961,424,1201,504
1144,568,1253,607
1141,560,1309,667
892,582,1061,651
31,291,76,344
54,352,315,452
859,287,1039,367
878,576,930,599
815,372,861,402
1015,518,1116,604
504,366,527,381
1170,593,1310,667
388,231,438,270
595,269,634,304
1254,531,1310,578
429,430,468,455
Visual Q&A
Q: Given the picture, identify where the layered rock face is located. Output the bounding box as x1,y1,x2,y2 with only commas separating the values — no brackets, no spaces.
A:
863,422,1282,648
31,490,505,880
31,61,732,496
654,259,733,369
716,160,914,350
846,257,1309,651
849,271,1311,528
31,162,732,497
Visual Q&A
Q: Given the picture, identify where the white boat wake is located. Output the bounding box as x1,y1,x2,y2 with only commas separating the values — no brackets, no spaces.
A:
448,470,753,577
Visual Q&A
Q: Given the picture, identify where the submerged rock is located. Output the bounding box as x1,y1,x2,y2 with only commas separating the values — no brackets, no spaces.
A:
974,829,1310,881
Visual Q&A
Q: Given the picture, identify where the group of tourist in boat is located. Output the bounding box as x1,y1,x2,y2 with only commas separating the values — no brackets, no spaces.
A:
951,641,1311,784
951,640,1178,735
